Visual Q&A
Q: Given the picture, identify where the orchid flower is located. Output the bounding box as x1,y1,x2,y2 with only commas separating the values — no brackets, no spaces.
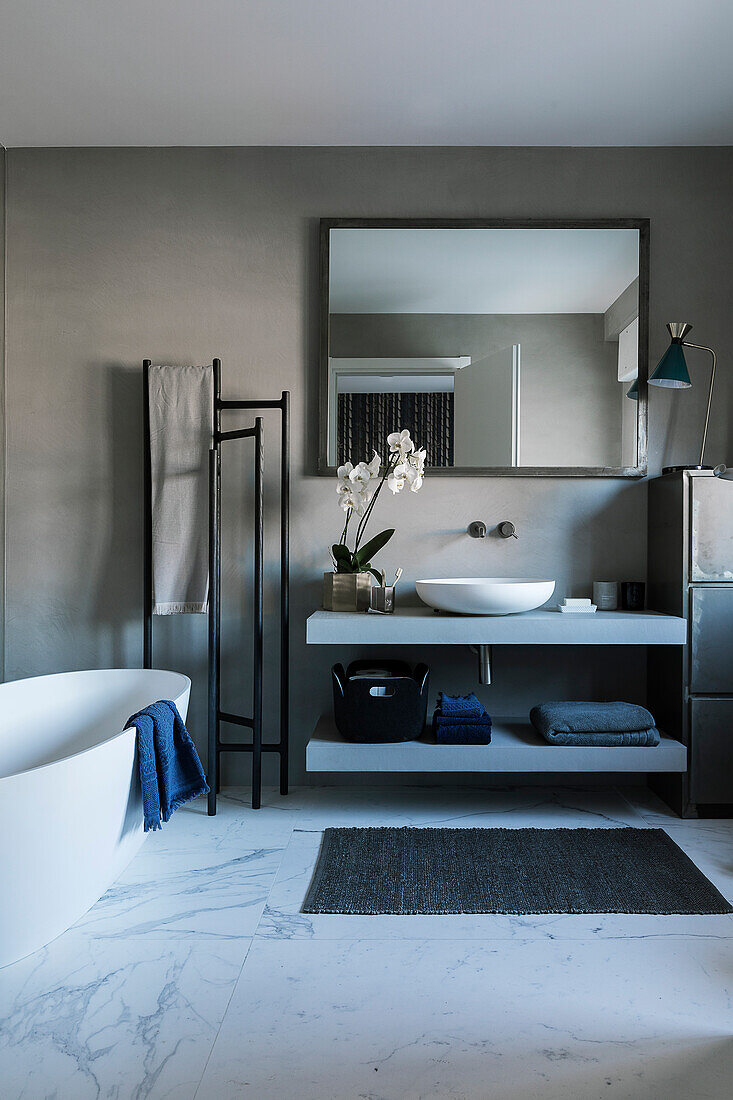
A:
387,445,426,494
407,448,426,492
332,431,425,574
337,483,367,514
336,451,382,515
387,463,407,494
348,454,379,491
387,429,415,458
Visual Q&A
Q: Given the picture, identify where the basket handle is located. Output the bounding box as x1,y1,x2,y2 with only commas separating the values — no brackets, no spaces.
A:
331,663,346,699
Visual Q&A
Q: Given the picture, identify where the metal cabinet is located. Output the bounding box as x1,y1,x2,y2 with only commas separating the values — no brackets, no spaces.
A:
691,477,733,581
690,700,733,803
648,469,733,815
690,588,733,693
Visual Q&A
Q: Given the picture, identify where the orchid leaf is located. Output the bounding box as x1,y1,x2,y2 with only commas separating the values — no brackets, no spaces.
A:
354,529,394,567
332,543,353,566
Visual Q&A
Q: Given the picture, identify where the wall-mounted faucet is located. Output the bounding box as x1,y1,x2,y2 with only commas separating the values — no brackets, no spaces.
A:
497,521,519,540
467,520,519,540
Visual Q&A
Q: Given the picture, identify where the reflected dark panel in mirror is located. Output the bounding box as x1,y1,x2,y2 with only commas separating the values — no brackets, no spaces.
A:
338,391,453,468
318,220,649,477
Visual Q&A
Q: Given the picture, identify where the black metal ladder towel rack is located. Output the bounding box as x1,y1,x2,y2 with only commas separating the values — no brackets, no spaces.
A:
143,358,290,812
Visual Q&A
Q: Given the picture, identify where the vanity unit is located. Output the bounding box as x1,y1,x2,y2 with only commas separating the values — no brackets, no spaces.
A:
305,608,687,779
648,469,733,816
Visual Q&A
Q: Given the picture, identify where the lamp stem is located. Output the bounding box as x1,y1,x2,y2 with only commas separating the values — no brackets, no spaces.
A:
684,342,717,467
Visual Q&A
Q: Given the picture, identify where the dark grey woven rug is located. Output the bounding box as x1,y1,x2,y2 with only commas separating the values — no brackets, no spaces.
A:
302,827,733,915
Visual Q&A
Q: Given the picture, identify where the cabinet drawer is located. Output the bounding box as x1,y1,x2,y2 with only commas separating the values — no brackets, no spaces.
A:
690,699,733,804
691,477,733,581
690,587,733,692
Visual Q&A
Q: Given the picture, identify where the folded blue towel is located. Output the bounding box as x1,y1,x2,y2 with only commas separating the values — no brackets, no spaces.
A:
434,714,492,728
434,720,491,745
437,692,485,720
127,700,210,831
434,693,492,745
530,701,660,747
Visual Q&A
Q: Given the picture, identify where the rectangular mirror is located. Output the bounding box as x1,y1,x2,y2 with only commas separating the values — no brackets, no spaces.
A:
318,219,648,476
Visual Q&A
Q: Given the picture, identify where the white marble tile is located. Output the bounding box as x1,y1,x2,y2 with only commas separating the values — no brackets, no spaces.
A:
77,840,284,942
225,783,648,831
147,791,296,849
0,931,248,1100
617,785,683,824
4,785,733,1100
196,935,733,1100
0,793,285,1099
258,827,733,943
48,791,289,944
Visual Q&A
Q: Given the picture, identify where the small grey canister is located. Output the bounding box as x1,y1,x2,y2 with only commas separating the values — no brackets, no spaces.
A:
593,581,618,610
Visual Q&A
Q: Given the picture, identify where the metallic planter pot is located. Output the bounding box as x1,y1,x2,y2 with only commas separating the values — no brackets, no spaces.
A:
323,571,372,612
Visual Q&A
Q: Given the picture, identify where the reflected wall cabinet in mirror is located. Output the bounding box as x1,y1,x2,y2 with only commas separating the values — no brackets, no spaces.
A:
318,219,649,477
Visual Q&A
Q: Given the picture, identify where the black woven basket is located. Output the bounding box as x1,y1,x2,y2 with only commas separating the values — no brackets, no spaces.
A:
331,659,430,743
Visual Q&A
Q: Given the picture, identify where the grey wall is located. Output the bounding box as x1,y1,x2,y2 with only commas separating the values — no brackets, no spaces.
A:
330,311,622,466
0,145,5,679
4,147,733,785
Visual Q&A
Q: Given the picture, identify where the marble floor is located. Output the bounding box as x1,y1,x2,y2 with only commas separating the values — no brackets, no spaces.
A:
1,786,732,1100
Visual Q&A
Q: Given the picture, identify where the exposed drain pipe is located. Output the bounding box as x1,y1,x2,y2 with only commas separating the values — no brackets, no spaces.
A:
469,644,492,685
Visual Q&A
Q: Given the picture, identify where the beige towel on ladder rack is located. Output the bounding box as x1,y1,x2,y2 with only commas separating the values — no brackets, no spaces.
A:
148,364,214,614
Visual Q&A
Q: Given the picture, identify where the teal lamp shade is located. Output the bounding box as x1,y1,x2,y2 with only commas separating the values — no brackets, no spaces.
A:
649,342,692,388
626,377,639,400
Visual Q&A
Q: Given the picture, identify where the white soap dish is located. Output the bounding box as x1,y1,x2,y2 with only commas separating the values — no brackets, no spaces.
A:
558,603,597,614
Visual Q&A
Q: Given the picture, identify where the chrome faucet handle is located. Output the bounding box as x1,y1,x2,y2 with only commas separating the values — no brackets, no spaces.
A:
468,520,487,539
498,521,518,539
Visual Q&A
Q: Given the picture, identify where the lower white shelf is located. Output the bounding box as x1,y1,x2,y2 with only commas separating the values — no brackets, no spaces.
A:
306,715,688,774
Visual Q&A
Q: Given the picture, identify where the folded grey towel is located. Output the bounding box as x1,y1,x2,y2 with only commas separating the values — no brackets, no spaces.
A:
530,701,660,747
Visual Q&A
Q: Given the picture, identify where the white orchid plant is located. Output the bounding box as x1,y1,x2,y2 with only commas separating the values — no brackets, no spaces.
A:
332,429,427,580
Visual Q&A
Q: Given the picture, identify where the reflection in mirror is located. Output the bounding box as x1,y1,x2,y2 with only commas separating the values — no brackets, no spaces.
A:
323,225,644,473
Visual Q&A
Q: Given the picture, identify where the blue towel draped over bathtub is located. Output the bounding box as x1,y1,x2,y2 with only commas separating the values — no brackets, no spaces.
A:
127,700,209,831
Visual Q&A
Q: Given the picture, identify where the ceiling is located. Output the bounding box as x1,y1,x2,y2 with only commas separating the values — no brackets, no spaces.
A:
329,229,640,314
1,1,732,147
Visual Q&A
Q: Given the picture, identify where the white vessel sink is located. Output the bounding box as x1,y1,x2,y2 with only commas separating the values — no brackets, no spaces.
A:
416,577,555,616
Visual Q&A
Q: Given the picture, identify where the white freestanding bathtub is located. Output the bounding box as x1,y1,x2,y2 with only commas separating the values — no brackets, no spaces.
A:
0,668,191,969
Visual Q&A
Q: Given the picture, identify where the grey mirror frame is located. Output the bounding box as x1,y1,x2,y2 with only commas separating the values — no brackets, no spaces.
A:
318,217,649,478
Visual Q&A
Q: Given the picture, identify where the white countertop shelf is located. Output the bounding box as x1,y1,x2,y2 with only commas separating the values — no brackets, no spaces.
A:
306,715,688,774
306,607,687,646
